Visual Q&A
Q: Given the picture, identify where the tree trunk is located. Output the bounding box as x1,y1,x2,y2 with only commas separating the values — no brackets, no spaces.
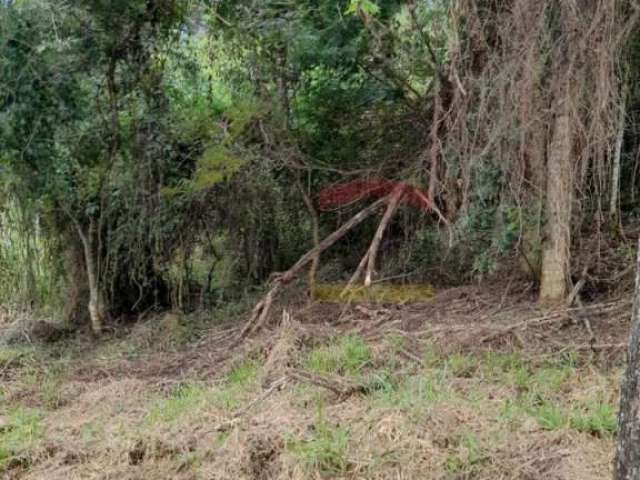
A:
539,94,573,303
76,219,106,334
610,91,626,222
428,82,443,202
295,174,320,298
614,238,640,480
62,240,89,326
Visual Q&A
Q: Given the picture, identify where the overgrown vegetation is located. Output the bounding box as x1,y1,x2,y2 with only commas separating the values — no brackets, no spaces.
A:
2,0,640,478
1,0,637,331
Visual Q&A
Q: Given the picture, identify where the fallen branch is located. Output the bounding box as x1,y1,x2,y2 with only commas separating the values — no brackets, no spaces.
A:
365,184,404,286
479,299,631,344
287,368,366,398
240,197,389,338
210,376,287,433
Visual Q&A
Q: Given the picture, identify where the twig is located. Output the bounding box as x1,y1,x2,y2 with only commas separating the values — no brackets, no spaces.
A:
210,376,287,433
398,349,424,367
287,368,366,398
479,299,631,344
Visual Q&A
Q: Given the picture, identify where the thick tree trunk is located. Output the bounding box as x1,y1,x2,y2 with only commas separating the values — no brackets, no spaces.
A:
62,240,89,326
614,238,640,480
539,95,573,303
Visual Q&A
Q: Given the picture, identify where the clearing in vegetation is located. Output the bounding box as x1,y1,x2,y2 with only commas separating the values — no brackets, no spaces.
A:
0,282,629,479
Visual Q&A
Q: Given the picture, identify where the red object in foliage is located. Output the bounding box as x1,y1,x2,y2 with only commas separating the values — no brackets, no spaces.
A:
318,177,434,212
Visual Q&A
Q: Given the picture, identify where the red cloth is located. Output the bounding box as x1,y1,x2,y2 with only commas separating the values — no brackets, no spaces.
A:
318,177,433,211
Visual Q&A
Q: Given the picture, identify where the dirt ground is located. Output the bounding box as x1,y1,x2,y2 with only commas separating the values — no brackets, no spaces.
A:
0,280,632,479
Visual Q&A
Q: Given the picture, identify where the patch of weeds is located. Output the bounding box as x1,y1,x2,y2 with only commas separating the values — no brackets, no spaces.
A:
534,401,566,431
482,351,530,388
445,353,477,378
39,363,68,409
286,403,350,477
443,430,488,477
362,368,397,395
385,333,406,352
422,343,444,368
305,334,370,376
210,358,260,410
570,400,617,437
0,346,36,366
371,371,452,418
226,358,259,387
80,421,105,445
531,365,572,396
0,408,43,472
147,357,260,423
482,351,521,375
146,382,211,424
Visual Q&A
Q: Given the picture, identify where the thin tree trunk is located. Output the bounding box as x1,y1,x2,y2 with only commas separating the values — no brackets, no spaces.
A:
610,91,626,221
295,174,320,298
540,94,573,303
614,237,640,480
76,219,106,334
428,83,443,201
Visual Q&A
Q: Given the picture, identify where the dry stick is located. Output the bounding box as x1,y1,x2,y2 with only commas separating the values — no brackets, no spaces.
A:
210,376,287,433
566,264,589,309
365,184,405,287
295,174,320,298
566,265,597,342
240,197,389,338
287,368,365,397
339,184,404,303
479,299,630,344
341,250,370,298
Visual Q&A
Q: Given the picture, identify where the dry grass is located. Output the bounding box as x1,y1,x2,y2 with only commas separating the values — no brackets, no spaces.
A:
0,284,629,479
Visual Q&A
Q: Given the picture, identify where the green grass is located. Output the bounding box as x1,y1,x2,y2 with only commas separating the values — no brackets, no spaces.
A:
146,382,213,424
534,401,567,431
146,358,260,425
286,404,351,476
226,358,259,387
305,334,371,376
0,408,44,472
370,369,453,419
570,400,617,437
443,430,489,477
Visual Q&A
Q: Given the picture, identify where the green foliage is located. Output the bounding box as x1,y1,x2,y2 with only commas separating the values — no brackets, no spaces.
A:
346,0,380,16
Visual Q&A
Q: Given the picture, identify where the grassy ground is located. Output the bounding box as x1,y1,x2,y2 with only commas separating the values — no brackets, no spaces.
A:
0,287,628,479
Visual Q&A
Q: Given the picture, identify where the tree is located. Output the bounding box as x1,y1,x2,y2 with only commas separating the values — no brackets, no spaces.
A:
0,0,191,331
615,238,640,480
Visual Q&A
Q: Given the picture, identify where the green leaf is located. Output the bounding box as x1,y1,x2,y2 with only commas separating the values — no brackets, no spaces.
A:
345,0,380,16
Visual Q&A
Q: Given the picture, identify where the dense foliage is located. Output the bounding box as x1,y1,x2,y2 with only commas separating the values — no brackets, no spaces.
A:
0,0,639,330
